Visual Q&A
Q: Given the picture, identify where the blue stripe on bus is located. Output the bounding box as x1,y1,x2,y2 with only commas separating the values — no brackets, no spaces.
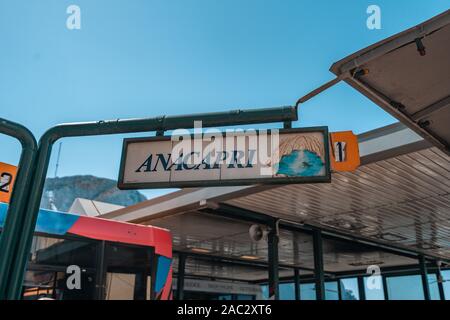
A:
0,202,79,235
155,255,172,293
0,203,7,228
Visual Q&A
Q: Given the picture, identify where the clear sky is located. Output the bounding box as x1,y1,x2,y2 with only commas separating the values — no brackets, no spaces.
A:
1,0,449,199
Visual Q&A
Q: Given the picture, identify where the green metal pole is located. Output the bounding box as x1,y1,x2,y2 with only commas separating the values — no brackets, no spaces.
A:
0,118,37,299
6,106,298,299
267,224,279,300
176,253,186,300
313,229,325,300
294,268,300,300
419,255,431,300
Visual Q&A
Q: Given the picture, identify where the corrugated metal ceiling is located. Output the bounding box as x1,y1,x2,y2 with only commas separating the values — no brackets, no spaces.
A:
148,210,418,280
225,147,450,259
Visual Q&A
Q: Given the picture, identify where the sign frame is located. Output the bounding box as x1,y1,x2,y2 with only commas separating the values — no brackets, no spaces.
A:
118,126,331,190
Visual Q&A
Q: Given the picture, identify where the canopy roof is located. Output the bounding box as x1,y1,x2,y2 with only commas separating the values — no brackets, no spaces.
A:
103,123,449,280
330,9,450,155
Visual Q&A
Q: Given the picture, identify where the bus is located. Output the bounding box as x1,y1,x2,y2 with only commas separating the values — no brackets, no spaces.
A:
0,202,172,300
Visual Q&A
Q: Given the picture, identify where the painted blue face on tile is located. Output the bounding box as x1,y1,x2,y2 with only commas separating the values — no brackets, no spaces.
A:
275,150,324,177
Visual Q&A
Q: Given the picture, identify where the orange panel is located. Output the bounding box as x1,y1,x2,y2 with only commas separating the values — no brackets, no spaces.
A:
329,131,360,172
0,162,18,204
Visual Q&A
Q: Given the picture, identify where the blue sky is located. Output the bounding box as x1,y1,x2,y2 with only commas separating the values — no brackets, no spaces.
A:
1,1,449,199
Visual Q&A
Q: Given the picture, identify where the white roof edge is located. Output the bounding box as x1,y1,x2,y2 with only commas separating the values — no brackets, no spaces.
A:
330,9,450,74
358,122,431,164
70,197,125,217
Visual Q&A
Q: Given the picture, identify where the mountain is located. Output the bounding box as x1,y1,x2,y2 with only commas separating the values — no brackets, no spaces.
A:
41,175,146,212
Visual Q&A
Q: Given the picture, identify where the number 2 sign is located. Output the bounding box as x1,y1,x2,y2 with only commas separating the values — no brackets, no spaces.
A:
0,162,17,204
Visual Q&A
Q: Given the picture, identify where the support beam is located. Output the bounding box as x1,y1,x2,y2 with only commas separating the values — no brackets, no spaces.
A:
267,225,279,300
296,73,349,105
337,280,342,300
382,275,389,300
350,77,449,155
411,95,450,121
210,203,448,263
174,249,313,273
419,255,431,300
313,229,325,300
436,267,446,301
222,205,434,261
176,253,186,300
94,241,106,300
357,277,366,301
205,204,275,225
332,264,445,278
294,269,300,300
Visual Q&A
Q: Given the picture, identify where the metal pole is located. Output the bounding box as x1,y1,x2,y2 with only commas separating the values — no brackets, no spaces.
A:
357,277,366,300
267,226,279,300
382,275,389,300
6,106,297,299
5,106,298,299
419,255,431,300
294,269,300,300
337,279,342,300
436,269,446,300
296,73,349,106
95,241,106,300
0,118,37,299
313,229,325,300
176,253,186,300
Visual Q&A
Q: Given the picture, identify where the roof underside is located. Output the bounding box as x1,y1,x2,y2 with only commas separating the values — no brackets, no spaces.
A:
225,146,450,260
330,10,450,155
134,145,449,281
148,211,418,281
104,123,450,281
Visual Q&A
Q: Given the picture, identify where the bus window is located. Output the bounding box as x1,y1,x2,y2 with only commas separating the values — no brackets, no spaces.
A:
23,235,98,300
102,242,154,300
30,235,97,267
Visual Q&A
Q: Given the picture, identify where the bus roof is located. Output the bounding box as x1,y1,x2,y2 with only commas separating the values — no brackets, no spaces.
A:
0,202,171,258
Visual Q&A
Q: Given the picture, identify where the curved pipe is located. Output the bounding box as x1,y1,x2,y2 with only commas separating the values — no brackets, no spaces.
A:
6,105,298,299
0,118,37,150
0,118,37,299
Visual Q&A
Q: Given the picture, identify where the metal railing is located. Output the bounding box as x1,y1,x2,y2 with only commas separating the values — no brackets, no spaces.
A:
0,106,298,299
0,118,37,299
